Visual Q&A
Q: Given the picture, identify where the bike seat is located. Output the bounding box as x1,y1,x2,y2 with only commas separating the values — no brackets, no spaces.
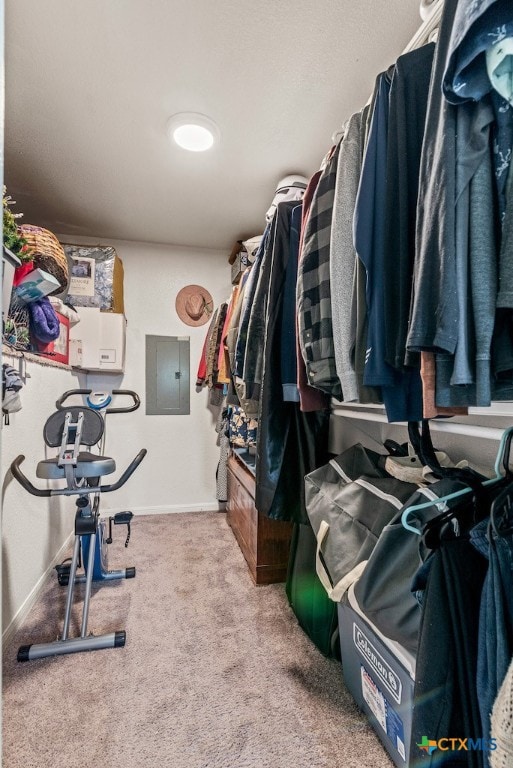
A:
36,453,116,480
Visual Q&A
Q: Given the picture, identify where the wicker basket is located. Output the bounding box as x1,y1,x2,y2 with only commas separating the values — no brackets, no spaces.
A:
19,225,68,294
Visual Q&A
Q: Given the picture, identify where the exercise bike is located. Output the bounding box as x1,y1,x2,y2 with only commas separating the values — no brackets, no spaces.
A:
10,389,147,662
54,389,141,587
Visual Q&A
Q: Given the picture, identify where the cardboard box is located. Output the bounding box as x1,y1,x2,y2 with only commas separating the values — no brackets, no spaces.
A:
338,586,416,768
14,267,60,303
34,312,70,364
69,307,126,372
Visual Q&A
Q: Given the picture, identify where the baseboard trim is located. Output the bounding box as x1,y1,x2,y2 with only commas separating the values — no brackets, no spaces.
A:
102,502,226,516
2,531,74,650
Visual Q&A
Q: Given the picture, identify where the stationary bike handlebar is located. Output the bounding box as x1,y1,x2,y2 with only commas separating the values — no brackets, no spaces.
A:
96,449,147,492
10,456,52,496
10,450,148,498
55,389,141,414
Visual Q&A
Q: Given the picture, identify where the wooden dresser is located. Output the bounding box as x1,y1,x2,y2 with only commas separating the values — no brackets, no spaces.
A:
226,450,293,585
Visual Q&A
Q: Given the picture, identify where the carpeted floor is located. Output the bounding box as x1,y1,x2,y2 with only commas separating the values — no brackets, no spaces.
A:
2,512,393,768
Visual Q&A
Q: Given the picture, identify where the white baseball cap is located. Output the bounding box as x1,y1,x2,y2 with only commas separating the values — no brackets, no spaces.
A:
266,174,309,222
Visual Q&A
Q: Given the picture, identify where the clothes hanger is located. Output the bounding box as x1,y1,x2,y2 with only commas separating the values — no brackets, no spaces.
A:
401,425,513,535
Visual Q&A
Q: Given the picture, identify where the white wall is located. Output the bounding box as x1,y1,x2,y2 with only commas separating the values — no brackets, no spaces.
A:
2,238,229,635
2,359,76,637
76,237,230,515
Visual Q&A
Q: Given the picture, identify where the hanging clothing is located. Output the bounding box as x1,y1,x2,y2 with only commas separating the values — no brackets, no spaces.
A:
281,203,302,402
226,269,256,411
330,110,364,403
410,536,488,768
382,43,435,372
406,0,460,356
433,0,513,405
295,170,330,413
256,200,330,523
242,217,277,406
348,102,383,407
434,98,500,406
497,165,513,306
206,303,228,389
234,223,270,379
443,1,513,220
492,162,513,401
354,67,423,422
471,514,513,757
443,0,512,102
217,286,238,386
215,406,229,502
296,143,342,399
195,325,210,388
490,90,513,226
354,70,392,387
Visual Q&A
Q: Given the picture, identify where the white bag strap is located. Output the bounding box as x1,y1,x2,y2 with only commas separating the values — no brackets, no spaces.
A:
315,520,334,597
314,520,368,602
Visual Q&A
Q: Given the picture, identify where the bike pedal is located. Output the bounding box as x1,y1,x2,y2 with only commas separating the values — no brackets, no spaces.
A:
114,511,133,525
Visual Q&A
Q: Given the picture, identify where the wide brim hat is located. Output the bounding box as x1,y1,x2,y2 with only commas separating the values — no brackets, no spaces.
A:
175,284,214,327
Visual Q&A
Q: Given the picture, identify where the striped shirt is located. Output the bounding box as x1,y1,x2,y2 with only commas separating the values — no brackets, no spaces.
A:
296,142,342,399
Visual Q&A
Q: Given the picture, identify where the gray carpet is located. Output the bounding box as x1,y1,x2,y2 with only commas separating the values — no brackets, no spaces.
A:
2,512,393,768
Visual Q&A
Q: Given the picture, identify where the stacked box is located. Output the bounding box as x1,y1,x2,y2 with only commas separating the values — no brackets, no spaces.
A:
69,307,126,373
64,244,124,313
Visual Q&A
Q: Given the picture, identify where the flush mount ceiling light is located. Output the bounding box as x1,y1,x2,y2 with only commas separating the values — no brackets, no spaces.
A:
167,113,220,152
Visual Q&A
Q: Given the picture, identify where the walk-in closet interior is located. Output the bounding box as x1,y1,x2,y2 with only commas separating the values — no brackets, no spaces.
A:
2,0,513,766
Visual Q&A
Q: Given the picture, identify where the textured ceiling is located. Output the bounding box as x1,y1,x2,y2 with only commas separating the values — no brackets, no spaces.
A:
5,1,423,252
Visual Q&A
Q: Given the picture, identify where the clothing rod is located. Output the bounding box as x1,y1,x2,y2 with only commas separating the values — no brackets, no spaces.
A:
331,408,505,441
403,0,444,53
330,1,444,145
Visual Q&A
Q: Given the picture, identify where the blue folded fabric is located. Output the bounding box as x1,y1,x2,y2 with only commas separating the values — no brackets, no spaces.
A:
28,297,61,343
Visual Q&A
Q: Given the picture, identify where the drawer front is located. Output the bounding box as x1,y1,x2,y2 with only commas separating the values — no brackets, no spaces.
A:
227,454,256,496
227,467,258,557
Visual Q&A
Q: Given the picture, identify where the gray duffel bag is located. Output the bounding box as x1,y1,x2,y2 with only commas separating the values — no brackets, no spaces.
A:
353,477,470,652
305,444,418,602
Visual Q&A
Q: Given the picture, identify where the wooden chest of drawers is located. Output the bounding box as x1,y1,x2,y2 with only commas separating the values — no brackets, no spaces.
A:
226,451,292,585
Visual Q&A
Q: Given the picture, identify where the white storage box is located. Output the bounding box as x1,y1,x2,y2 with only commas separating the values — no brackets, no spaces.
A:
14,267,61,303
69,307,126,372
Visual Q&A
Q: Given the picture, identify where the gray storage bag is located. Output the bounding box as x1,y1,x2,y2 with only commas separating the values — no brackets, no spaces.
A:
304,444,418,602
353,478,469,653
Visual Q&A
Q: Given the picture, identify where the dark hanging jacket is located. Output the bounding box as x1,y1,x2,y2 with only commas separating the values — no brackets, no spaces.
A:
242,217,277,407
256,201,330,523
354,66,423,422
406,0,460,356
382,43,435,372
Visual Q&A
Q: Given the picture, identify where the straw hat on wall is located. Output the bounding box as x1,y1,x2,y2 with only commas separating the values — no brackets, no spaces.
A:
175,284,213,327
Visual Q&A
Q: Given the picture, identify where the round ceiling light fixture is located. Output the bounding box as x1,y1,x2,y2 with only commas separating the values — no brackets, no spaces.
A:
167,112,220,152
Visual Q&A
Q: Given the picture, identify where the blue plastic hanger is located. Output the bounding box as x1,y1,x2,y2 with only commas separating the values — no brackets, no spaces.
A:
400,426,513,535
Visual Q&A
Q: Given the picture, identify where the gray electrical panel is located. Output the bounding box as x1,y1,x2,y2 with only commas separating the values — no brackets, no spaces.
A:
145,335,190,415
